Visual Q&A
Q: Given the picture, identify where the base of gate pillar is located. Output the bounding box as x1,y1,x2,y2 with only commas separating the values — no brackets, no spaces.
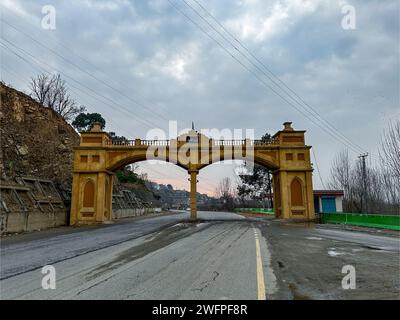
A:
70,172,114,226
272,169,315,222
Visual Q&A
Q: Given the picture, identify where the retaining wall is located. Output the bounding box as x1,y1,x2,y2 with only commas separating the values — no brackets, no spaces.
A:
0,177,67,234
1,177,162,234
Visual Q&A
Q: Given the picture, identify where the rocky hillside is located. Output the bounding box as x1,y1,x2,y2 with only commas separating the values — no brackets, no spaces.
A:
0,83,80,188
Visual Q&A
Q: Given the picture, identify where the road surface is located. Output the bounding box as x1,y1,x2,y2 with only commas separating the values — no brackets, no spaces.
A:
1,211,399,299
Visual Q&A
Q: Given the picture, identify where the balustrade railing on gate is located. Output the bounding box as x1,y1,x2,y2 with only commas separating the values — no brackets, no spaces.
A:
107,138,279,147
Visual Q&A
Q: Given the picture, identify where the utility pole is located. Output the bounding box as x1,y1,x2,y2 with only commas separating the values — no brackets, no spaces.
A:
358,153,368,213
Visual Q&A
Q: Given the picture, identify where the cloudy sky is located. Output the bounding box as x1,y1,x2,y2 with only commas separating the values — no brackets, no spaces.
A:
1,0,398,195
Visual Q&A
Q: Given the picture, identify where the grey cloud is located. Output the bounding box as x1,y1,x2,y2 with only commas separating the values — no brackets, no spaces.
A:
0,0,398,192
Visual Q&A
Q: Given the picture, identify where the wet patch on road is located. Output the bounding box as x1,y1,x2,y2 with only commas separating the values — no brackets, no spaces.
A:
306,237,323,240
327,248,346,257
85,222,212,281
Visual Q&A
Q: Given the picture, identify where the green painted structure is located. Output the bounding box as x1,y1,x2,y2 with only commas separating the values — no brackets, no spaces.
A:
234,208,274,215
322,212,400,231
234,208,399,231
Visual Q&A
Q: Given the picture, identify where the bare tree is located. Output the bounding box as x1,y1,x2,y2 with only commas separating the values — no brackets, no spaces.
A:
380,120,400,179
30,73,86,121
30,74,53,105
329,147,399,214
216,177,233,199
216,177,235,210
379,120,400,213
328,149,351,192
380,167,399,210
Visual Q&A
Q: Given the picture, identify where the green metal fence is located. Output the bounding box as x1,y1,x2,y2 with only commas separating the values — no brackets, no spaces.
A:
234,208,275,215
234,209,399,230
322,212,400,231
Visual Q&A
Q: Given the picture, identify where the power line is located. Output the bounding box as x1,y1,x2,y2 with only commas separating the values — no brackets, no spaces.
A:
0,17,169,123
0,54,138,139
180,0,373,157
0,37,161,129
0,23,221,193
1,63,31,85
1,59,219,193
0,5,170,116
167,0,364,156
3,3,370,158
1,44,220,191
187,0,369,156
0,38,141,128
312,148,326,190
0,63,219,194
168,0,363,155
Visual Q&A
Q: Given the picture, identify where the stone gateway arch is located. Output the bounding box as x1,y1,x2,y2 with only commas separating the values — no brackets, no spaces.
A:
70,122,315,225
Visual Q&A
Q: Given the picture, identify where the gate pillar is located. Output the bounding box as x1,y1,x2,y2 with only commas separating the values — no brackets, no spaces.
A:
189,170,198,222
69,123,114,225
272,122,315,221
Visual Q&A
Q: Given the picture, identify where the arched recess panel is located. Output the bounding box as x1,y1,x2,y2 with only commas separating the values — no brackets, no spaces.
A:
105,178,110,209
83,179,95,208
290,177,304,206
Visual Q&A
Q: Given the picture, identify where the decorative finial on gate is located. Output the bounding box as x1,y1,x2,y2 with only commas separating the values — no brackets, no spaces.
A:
90,121,103,132
283,121,293,131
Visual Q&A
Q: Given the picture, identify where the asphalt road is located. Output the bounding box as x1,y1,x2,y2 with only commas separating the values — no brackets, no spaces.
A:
1,211,399,300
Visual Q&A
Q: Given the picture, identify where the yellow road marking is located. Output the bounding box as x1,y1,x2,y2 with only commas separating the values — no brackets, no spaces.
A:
255,232,266,300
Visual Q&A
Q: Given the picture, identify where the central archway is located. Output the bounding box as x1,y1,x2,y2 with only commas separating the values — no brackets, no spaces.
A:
70,122,315,225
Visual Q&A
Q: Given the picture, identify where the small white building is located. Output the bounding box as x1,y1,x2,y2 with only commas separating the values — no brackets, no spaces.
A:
313,190,344,213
